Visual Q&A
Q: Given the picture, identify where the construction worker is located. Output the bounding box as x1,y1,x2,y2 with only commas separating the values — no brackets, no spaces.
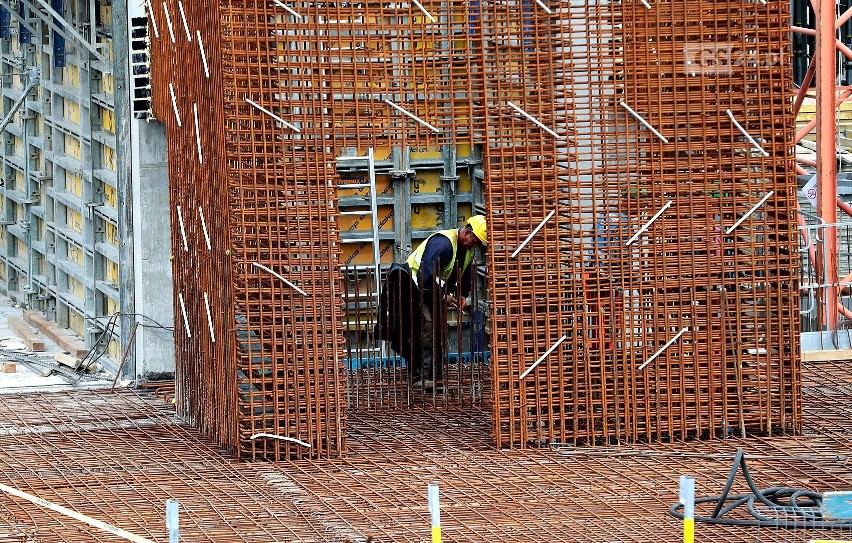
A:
377,215,487,390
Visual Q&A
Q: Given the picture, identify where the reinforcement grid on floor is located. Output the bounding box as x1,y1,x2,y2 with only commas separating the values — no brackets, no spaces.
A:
148,0,799,458
0,360,847,543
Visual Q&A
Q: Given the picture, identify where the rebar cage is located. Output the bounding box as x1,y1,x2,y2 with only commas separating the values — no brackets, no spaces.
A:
150,0,800,459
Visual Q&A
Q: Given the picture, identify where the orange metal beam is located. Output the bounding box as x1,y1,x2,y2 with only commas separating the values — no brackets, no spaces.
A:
815,0,839,330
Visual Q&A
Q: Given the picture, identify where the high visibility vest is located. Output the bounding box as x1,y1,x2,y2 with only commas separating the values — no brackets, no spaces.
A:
406,229,473,284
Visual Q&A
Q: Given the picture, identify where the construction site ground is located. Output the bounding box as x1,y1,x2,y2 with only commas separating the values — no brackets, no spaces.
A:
0,296,114,393
0,357,847,543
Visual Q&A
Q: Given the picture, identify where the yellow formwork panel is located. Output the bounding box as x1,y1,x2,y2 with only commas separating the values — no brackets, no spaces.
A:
410,146,443,160
104,185,118,207
68,173,83,197
63,64,80,87
341,240,395,267
458,169,472,192
107,296,119,315
65,134,81,159
336,174,392,198
103,110,116,135
456,143,472,157
14,171,23,192
68,277,85,300
13,135,23,157
16,239,25,257
100,4,112,26
105,223,118,246
67,209,83,233
63,99,81,124
411,205,441,230
106,259,119,284
107,338,120,361
457,204,474,225
102,73,115,96
68,243,84,267
0,261,6,281
338,205,394,233
351,147,392,161
69,310,85,337
411,170,442,195
104,147,117,172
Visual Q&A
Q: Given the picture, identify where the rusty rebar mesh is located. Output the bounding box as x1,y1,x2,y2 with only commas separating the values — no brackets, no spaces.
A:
482,0,800,447
149,0,800,455
149,0,499,458
0,360,847,542
0,390,337,542
149,0,349,460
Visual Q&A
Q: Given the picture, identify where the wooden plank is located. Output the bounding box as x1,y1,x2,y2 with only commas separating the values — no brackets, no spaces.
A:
8,316,45,352
801,349,852,362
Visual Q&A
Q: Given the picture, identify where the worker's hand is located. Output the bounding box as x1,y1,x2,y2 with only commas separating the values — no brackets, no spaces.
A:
446,295,468,310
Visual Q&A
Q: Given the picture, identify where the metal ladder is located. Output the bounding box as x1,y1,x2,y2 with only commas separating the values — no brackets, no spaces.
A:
336,148,385,366
336,148,381,287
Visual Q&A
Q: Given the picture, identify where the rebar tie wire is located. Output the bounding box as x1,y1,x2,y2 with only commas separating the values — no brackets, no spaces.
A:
669,447,852,528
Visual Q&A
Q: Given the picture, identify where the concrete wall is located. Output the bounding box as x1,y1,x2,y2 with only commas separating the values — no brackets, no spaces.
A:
132,119,173,378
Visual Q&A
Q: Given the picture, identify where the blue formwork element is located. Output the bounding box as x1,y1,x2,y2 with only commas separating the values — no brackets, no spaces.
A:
344,351,490,370
0,6,10,40
522,0,534,48
468,0,480,35
51,0,65,67
821,491,852,520
18,2,30,44
447,351,490,365
344,355,406,371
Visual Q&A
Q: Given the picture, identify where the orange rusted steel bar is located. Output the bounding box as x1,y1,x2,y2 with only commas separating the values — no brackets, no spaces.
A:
792,26,852,60
795,61,816,117
795,90,852,143
838,198,852,219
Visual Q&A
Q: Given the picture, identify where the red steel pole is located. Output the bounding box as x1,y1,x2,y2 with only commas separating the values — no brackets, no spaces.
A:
816,0,839,330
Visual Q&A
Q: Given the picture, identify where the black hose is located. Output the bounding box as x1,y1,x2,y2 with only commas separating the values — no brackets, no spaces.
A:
669,447,852,528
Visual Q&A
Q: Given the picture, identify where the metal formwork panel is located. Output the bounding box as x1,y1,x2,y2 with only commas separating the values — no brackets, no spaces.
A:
0,0,123,358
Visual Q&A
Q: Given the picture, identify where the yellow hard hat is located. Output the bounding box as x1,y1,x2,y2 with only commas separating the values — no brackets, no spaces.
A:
466,215,487,246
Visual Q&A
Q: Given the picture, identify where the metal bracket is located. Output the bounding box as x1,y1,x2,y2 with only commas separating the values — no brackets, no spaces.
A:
0,0,37,36
18,0,108,64
0,69,39,135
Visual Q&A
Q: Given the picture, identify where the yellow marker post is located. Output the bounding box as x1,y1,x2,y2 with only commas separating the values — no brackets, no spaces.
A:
680,475,695,543
428,483,442,543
